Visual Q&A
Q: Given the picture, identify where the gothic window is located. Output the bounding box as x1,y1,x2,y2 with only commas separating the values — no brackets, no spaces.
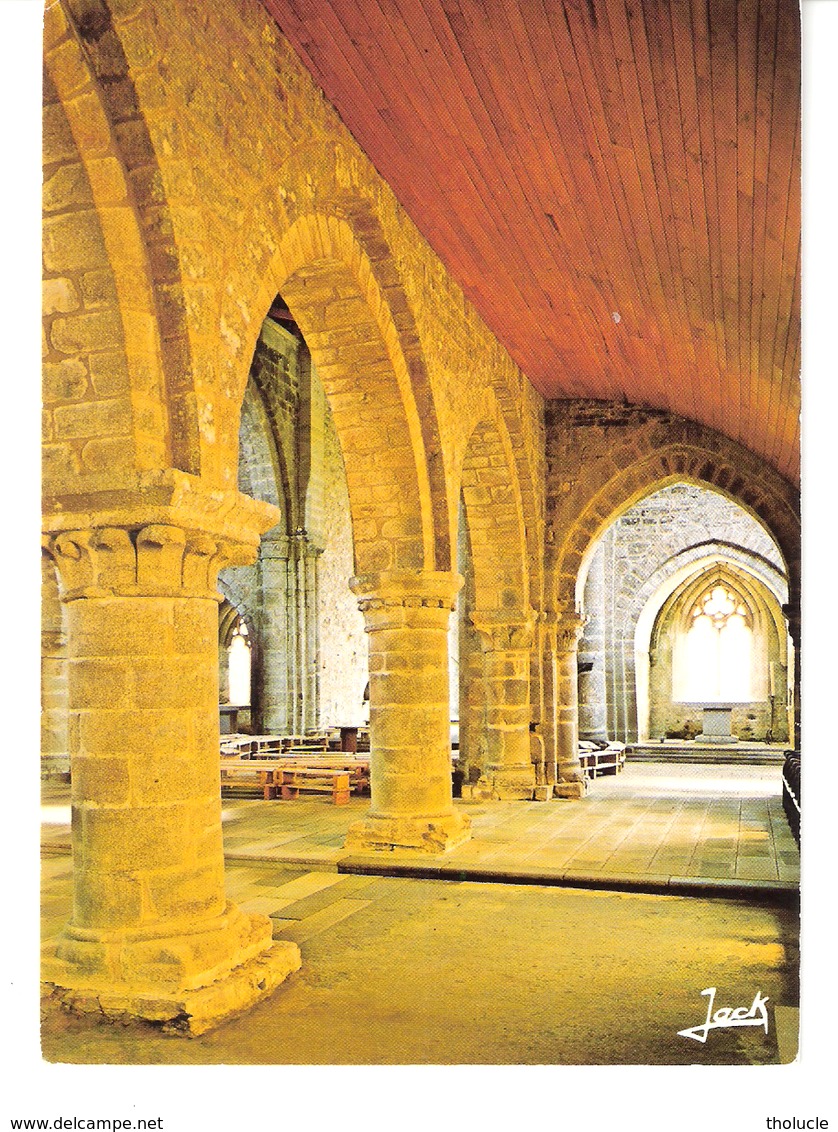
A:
682,584,753,703
228,620,251,706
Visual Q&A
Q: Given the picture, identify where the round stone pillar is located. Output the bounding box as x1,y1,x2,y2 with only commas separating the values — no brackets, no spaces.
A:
577,545,609,742
345,571,471,853
255,534,294,734
255,532,322,734
42,553,69,778
539,612,559,788
40,522,301,1032
470,609,537,800
554,613,588,799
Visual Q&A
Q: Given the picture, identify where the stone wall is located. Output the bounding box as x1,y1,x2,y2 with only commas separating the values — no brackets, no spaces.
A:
43,0,545,593
317,392,368,728
545,401,800,617
579,483,788,741
220,318,367,732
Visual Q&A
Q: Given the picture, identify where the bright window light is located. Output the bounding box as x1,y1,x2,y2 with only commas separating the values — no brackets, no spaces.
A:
228,623,251,705
681,584,753,703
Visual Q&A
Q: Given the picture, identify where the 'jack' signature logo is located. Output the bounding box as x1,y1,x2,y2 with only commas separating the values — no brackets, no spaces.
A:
678,986,770,1043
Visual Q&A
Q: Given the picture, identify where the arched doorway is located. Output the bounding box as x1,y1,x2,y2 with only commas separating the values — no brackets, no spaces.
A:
574,482,790,747
646,563,791,744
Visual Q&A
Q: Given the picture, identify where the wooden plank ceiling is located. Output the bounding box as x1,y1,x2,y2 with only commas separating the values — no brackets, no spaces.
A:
261,0,801,485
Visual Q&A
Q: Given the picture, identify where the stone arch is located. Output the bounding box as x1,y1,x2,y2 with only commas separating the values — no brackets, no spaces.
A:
43,0,200,481
238,377,290,526
632,549,789,741
220,207,451,576
645,561,790,743
218,596,249,650
456,413,535,799
459,415,531,614
552,443,800,614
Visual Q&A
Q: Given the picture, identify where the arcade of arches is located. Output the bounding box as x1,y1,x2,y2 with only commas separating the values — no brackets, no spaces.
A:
41,0,800,1035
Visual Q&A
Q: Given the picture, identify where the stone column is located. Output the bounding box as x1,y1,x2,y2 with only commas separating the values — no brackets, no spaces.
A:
577,545,609,742
470,609,536,800
255,534,293,734
217,638,231,705
540,612,559,789
458,610,487,783
554,612,587,799
295,532,322,733
40,521,300,1032
345,570,471,853
256,531,321,734
42,554,70,778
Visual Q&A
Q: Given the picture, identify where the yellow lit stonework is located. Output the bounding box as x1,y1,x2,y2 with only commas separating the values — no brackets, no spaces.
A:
40,0,801,1040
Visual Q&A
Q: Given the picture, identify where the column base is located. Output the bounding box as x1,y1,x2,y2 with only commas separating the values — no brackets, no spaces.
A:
344,810,471,854
554,778,587,800
40,905,302,1035
484,763,535,800
42,941,301,1035
532,785,552,802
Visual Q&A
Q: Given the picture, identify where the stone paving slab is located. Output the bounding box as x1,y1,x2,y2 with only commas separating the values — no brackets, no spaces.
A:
41,763,799,901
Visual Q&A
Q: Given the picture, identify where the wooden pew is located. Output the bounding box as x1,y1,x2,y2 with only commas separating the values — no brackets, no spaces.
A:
220,752,370,802
219,758,283,800
279,754,370,795
279,768,351,806
578,742,626,779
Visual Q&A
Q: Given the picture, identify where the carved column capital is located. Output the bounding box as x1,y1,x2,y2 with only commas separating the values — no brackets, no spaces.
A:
258,530,293,562
470,608,537,652
42,472,280,601
292,528,325,560
557,613,587,652
42,524,255,602
538,609,587,651
350,570,463,630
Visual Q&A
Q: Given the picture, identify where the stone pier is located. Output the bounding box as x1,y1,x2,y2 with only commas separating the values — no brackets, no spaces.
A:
345,570,471,853
470,610,536,800
40,495,301,1034
552,612,588,799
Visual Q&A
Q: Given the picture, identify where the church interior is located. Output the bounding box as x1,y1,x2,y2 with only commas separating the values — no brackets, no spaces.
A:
38,0,805,1068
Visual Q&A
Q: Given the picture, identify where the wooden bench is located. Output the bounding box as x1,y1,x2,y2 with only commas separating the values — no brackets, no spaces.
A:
219,758,283,799
279,768,351,806
220,734,330,759
578,743,626,779
280,755,370,794
220,758,367,802
782,753,800,843
220,735,285,758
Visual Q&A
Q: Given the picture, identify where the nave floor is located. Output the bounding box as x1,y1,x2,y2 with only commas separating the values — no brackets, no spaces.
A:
41,761,801,894
40,762,799,1065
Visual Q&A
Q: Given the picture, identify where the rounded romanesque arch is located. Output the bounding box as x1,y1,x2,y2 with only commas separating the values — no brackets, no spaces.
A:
43,0,201,487
544,408,801,766
459,415,531,615
549,435,800,616
222,212,450,577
